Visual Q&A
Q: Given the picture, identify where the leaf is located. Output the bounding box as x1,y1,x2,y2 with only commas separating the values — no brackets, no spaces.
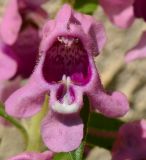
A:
53,145,85,160
53,152,70,160
0,103,6,115
77,3,97,14
88,112,124,131
80,97,90,135
74,0,98,14
86,134,115,149
69,142,85,160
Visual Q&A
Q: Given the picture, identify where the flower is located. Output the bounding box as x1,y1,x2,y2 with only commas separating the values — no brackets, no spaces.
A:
99,0,146,28
99,0,146,62
0,0,48,80
5,4,129,152
8,151,53,160
112,120,146,160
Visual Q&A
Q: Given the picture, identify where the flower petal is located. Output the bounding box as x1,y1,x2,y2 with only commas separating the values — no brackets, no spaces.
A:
41,111,83,152
125,31,146,62
0,47,17,80
99,0,135,28
0,0,22,45
89,90,129,118
8,151,53,160
0,78,20,103
88,22,106,55
112,120,146,160
56,4,72,29
5,78,46,118
74,12,106,55
12,26,40,78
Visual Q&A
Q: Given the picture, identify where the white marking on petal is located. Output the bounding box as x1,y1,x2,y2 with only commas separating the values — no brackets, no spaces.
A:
67,76,71,86
62,74,66,82
52,101,79,114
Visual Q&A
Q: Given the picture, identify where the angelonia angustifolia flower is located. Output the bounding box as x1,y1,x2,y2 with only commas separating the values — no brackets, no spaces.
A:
5,4,129,152
0,0,48,80
112,120,146,160
8,151,53,160
99,0,146,62
99,0,146,28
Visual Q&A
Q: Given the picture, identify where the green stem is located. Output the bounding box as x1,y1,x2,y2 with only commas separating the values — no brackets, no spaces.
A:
0,105,28,146
26,96,49,152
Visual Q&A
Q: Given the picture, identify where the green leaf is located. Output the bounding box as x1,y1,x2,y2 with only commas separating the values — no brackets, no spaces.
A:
74,0,98,14
61,0,75,6
80,97,90,136
77,3,97,14
86,134,115,149
69,142,85,160
89,112,124,131
53,145,85,160
53,152,70,160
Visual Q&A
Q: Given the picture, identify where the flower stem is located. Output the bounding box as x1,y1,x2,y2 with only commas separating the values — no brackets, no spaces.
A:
0,103,28,146
26,95,49,152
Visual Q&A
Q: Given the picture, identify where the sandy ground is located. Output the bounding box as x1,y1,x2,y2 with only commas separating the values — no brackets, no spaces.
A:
0,1,146,159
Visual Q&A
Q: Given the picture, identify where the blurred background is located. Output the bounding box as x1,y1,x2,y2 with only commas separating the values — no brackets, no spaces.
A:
0,0,146,159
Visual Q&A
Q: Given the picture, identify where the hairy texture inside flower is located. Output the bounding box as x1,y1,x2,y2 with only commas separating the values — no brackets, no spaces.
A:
43,36,91,85
133,0,146,21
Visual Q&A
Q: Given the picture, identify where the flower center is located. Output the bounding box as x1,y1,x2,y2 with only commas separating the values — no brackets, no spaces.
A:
56,75,75,104
133,0,146,21
52,75,79,114
42,36,91,86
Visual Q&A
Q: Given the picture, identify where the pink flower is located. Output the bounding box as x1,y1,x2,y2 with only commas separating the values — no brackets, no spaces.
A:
8,151,53,160
0,0,48,80
99,0,146,62
5,4,129,152
99,0,146,28
112,120,146,160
